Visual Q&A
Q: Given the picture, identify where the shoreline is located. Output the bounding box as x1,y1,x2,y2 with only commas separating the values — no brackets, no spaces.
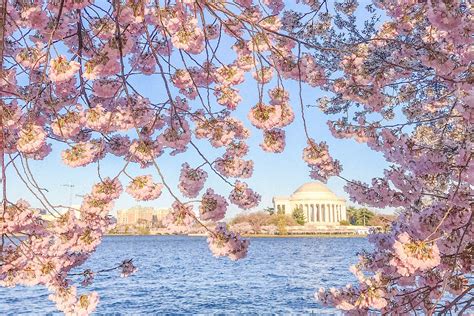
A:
105,233,367,238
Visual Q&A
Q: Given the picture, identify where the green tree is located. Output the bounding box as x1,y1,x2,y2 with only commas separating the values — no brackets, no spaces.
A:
264,207,275,215
347,206,358,225
292,207,306,225
356,208,375,226
346,206,375,226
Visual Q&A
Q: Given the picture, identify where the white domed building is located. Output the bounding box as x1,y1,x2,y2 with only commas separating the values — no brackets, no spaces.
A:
272,182,347,225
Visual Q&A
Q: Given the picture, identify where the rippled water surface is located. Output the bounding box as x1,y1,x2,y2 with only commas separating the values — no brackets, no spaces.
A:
2,236,370,314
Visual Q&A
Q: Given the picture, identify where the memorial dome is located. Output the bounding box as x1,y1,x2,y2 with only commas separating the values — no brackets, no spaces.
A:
290,182,340,201
273,182,347,225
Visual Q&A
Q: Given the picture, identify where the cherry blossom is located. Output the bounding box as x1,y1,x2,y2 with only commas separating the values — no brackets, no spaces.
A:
229,181,261,210
260,129,285,153
16,46,45,69
91,178,123,201
178,163,208,198
61,141,106,168
310,1,472,313
49,56,80,83
92,79,122,99
207,223,249,261
170,18,205,54
127,138,163,167
247,103,282,130
199,189,228,222
162,202,196,233
51,110,86,139
303,139,342,182
16,124,47,154
215,155,254,178
390,232,441,276
125,175,163,201
1,0,471,314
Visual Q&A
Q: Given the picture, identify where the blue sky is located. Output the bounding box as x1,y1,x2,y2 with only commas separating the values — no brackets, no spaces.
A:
8,1,392,218
9,79,390,218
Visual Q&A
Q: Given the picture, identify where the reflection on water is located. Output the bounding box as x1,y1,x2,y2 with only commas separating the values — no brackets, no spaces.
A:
2,236,369,314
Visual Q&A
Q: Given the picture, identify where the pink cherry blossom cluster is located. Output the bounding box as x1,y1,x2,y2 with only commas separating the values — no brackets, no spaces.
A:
3,0,471,314
246,88,294,155
51,110,86,139
199,189,228,222
207,223,250,261
260,129,286,153
127,138,163,167
312,0,473,313
61,141,106,168
193,113,250,148
16,124,47,155
225,141,249,158
247,103,282,130
214,155,254,178
316,274,388,311
162,202,196,233
390,232,441,277
49,56,80,82
5,2,335,310
178,163,208,198
91,177,123,201
125,175,163,201
0,176,125,315
229,181,261,210
159,118,192,155
302,139,342,182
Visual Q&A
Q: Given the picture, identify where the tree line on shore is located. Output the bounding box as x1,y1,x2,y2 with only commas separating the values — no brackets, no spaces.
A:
108,206,396,236
229,206,395,235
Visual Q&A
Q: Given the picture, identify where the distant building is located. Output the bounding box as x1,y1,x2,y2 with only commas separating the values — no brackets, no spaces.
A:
273,182,347,225
116,206,170,226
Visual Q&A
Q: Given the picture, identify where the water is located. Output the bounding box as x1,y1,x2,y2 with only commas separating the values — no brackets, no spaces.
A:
1,236,369,314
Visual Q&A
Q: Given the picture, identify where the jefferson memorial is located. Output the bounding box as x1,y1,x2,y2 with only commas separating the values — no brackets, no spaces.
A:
273,182,347,225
